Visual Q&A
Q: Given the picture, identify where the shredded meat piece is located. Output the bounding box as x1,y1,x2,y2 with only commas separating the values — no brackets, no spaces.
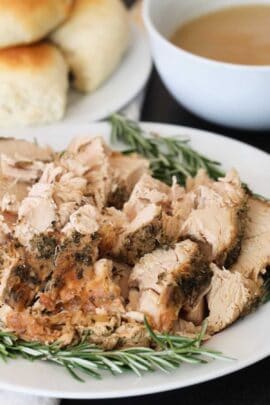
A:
67,136,112,210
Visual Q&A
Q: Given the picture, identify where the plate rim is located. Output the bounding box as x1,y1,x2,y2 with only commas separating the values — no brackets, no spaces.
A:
0,345,268,399
142,121,270,158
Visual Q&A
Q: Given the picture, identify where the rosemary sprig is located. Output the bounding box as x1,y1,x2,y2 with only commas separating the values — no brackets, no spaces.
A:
110,113,224,185
0,319,229,382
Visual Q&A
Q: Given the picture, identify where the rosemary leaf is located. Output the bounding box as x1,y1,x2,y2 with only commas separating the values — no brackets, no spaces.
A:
109,113,224,185
0,319,230,382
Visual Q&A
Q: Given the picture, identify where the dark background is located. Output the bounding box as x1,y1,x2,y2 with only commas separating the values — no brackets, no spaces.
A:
62,1,270,403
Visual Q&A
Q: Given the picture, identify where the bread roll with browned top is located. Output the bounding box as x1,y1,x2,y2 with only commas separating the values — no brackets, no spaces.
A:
0,43,68,126
0,0,74,48
51,0,130,93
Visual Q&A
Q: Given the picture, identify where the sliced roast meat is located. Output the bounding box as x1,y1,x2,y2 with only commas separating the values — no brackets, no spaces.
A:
206,264,251,334
106,175,174,264
0,130,265,348
231,197,270,285
129,240,212,331
178,170,247,266
180,206,242,266
112,204,164,265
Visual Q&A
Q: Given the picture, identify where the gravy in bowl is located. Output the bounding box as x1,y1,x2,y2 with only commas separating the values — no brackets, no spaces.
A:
171,5,270,65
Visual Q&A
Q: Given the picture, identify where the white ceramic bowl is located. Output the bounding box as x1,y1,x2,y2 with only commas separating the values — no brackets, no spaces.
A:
143,0,270,130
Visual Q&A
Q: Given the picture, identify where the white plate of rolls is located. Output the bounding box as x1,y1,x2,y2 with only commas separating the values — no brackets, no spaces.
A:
0,0,152,127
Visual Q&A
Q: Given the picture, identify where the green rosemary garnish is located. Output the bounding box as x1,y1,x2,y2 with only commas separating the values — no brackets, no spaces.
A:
0,319,229,382
110,113,224,185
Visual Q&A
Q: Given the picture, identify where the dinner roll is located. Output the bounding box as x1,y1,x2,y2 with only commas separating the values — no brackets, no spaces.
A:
51,0,130,93
0,0,74,48
0,43,68,126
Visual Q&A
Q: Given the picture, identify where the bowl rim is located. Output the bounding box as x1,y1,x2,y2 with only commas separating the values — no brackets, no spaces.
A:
143,0,270,71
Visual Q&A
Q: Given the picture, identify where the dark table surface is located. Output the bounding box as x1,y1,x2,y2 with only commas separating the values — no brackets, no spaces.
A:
62,69,269,405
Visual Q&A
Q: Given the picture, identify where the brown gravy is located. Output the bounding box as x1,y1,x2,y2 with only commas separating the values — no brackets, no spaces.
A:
171,5,270,65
